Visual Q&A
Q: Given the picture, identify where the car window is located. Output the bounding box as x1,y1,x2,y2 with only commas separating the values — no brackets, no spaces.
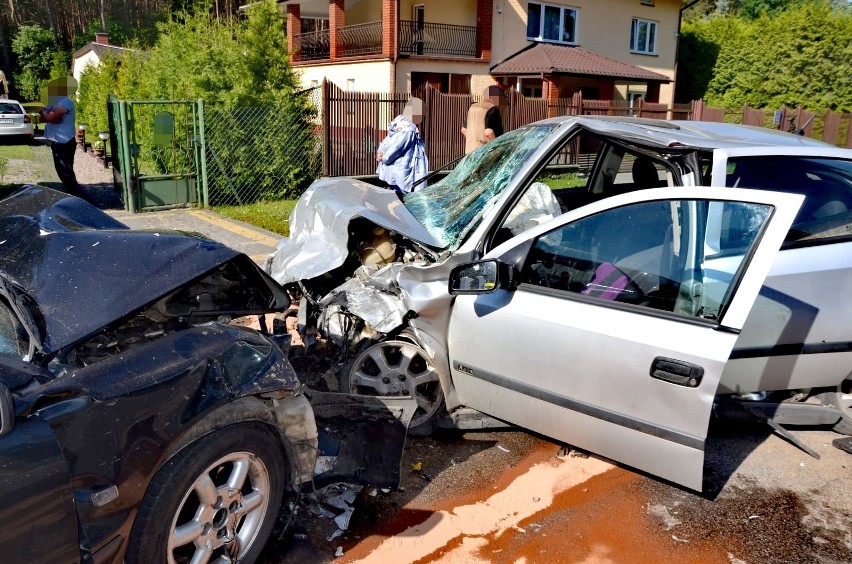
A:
492,131,673,247
0,298,29,359
725,156,852,244
0,103,23,115
519,199,773,321
403,125,555,249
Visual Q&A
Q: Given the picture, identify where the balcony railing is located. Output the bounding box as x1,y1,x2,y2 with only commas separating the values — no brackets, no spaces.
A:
399,20,477,57
295,29,330,61
294,20,478,61
338,21,383,57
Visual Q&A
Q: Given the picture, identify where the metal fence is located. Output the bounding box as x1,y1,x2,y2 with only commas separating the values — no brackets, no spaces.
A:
110,85,852,212
203,88,323,206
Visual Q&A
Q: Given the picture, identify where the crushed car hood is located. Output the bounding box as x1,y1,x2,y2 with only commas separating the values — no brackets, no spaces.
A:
267,177,443,284
0,186,272,354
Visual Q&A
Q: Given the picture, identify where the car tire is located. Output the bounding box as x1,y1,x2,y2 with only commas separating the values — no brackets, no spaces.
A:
344,332,445,437
126,422,287,564
817,378,852,435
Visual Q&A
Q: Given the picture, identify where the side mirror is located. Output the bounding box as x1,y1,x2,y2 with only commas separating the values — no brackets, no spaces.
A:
449,260,515,295
0,385,13,437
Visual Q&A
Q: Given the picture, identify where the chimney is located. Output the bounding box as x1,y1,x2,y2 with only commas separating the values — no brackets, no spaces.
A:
94,33,109,45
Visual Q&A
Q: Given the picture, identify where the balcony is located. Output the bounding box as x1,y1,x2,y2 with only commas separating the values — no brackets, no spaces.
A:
293,20,478,62
399,21,476,57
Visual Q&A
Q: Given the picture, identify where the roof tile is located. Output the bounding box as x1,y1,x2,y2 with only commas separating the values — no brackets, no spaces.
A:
491,43,670,82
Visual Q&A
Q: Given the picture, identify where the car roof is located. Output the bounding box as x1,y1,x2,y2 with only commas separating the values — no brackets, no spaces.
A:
0,186,242,354
536,115,841,152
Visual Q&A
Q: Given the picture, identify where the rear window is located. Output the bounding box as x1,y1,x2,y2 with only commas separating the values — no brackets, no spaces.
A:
0,103,23,115
725,156,852,244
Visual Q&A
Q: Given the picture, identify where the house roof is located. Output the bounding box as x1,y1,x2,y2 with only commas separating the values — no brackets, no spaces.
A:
72,42,134,60
491,43,670,82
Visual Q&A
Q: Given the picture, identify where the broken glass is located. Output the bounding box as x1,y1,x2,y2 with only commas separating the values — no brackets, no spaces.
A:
403,125,555,249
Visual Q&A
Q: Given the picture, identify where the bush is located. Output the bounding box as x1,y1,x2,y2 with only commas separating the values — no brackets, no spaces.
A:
11,25,59,101
77,1,318,202
677,2,852,112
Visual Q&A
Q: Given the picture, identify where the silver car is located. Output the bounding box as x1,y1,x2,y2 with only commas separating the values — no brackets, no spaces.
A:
0,100,34,141
267,117,852,491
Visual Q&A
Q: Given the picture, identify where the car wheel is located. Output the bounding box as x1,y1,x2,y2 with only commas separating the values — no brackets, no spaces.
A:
344,336,444,436
818,378,852,435
127,422,287,564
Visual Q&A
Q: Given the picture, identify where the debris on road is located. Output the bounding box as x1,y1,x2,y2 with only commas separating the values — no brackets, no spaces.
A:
832,436,852,454
303,483,364,543
497,445,510,453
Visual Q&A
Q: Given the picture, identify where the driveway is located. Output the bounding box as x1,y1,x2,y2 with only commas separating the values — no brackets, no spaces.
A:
0,141,281,261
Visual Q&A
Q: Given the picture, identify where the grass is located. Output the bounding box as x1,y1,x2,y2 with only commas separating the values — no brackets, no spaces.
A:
214,200,297,236
0,143,39,196
0,143,37,161
540,172,587,190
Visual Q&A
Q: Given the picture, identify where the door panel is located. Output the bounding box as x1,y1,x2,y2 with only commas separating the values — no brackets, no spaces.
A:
448,188,803,490
0,414,79,561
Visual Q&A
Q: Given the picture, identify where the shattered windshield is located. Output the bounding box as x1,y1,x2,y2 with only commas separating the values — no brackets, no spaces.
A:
403,125,555,249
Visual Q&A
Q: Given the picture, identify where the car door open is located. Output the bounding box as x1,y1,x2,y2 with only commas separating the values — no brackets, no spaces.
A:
447,187,803,491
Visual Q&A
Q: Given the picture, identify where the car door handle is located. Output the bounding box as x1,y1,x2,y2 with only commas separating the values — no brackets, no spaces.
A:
650,357,704,388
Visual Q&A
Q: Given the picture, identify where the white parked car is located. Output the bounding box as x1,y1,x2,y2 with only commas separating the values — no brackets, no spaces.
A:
268,117,852,491
0,100,34,141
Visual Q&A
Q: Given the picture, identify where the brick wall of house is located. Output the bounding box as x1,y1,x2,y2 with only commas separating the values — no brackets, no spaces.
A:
476,0,492,61
382,0,398,59
287,4,301,62
330,0,345,59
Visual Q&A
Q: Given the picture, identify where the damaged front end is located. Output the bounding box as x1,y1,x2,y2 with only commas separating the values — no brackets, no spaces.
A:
264,181,452,433
266,129,556,432
0,186,418,560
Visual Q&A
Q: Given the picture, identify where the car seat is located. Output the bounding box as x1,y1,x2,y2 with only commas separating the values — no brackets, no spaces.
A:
631,158,665,189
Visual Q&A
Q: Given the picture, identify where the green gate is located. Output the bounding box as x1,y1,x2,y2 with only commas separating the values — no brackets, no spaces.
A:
108,97,209,212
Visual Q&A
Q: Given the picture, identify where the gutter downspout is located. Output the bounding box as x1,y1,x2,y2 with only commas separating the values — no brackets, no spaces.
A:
391,0,399,92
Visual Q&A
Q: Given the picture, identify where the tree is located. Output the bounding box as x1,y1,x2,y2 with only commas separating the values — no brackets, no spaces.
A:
11,25,59,101
677,1,852,111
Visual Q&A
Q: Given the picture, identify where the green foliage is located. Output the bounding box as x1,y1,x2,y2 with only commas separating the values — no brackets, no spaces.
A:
77,0,319,202
71,18,133,51
50,51,71,80
677,2,852,112
11,25,59,101
77,55,123,135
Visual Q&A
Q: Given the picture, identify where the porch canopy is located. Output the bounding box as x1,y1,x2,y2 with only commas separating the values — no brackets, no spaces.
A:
491,42,670,101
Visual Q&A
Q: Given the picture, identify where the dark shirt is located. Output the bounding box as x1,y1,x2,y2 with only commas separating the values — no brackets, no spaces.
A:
484,106,504,137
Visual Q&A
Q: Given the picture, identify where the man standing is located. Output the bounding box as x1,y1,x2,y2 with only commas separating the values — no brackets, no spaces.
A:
461,85,506,154
39,77,81,197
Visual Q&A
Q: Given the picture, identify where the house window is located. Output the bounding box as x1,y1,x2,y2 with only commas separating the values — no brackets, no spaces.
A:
521,78,543,98
301,18,329,34
630,18,657,54
527,2,578,44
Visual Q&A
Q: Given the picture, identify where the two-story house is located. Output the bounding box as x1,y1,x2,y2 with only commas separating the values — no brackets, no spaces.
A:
281,0,678,106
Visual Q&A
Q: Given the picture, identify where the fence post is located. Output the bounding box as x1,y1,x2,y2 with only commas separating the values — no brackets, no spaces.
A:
322,78,330,177
822,110,840,145
117,100,136,213
846,114,852,148
197,98,209,208
692,99,701,121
